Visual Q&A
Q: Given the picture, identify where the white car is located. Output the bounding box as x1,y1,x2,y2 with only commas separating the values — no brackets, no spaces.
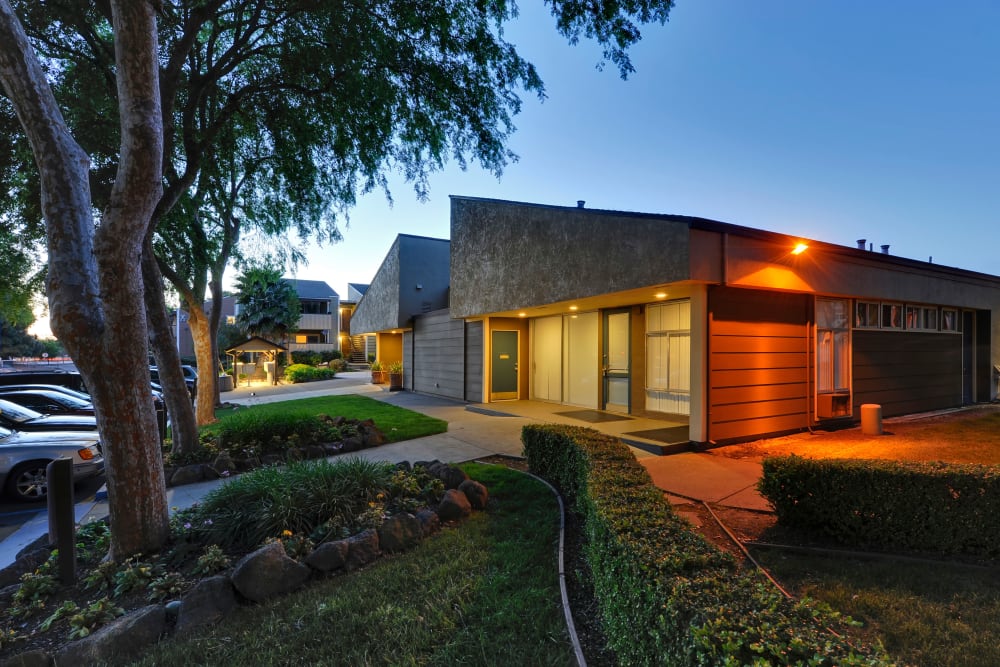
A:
0,426,104,501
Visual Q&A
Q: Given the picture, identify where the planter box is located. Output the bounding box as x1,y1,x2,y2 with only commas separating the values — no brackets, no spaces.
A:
388,372,403,390
371,370,389,384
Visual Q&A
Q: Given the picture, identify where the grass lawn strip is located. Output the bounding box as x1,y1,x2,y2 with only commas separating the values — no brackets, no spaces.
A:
123,463,576,667
755,549,1000,667
209,393,448,443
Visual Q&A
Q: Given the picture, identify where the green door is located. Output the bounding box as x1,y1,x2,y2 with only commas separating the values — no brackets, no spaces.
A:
491,330,518,400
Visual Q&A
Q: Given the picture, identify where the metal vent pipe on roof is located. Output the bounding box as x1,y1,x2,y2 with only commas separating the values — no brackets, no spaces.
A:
881,244,890,254
576,200,585,208
856,238,866,249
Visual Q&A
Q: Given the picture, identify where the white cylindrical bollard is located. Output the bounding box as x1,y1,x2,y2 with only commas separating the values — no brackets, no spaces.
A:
860,403,883,435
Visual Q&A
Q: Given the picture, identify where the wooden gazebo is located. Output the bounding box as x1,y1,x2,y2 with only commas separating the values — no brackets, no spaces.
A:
226,335,288,386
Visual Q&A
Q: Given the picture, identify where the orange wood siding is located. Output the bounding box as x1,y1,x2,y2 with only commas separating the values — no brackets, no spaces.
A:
708,287,811,442
853,331,961,416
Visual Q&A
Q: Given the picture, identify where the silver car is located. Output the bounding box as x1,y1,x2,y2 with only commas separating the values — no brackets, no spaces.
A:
0,426,104,501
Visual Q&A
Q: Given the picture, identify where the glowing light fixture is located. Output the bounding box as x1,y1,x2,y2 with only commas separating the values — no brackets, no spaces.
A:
518,312,526,317
569,305,578,311
792,243,809,255
654,292,667,299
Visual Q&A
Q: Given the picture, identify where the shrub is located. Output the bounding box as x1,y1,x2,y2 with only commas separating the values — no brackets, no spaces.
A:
759,455,1000,557
320,350,342,362
207,410,339,456
182,458,403,551
284,363,336,383
522,424,888,666
291,351,322,366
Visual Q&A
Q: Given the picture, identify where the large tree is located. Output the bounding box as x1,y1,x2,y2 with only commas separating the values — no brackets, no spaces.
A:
0,0,673,556
1,0,675,448
0,0,169,558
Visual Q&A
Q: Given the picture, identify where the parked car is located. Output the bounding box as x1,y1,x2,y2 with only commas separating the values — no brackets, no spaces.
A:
0,426,104,501
0,398,98,432
0,388,95,416
149,365,197,399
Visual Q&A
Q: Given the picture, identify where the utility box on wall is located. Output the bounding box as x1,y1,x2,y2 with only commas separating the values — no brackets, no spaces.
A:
817,392,851,419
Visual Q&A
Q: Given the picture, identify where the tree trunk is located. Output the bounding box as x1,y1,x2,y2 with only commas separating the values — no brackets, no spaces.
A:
0,0,170,559
187,305,219,425
143,242,200,455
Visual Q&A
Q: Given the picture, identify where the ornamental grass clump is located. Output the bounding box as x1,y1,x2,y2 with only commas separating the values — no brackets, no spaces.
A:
177,458,441,552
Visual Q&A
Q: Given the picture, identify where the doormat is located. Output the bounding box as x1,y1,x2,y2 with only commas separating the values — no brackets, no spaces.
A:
466,406,517,417
555,410,633,423
623,426,690,444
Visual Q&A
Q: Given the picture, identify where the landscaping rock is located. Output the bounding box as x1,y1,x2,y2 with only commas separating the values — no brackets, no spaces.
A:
305,445,326,459
230,542,311,602
261,454,282,467
323,443,342,456
286,447,306,461
415,509,441,537
395,461,412,473
211,451,236,475
0,583,19,609
344,529,380,571
0,546,50,588
435,465,469,490
54,604,166,666
170,464,205,486
175,575,238,633
1,649,52,667
341,435,363,453
459,479,489,510
359,419,387,447
377,513,422,552
304,539,349,572
437,489,472,521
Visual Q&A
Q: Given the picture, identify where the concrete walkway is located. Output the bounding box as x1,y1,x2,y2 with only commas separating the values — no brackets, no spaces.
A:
0,372,767,567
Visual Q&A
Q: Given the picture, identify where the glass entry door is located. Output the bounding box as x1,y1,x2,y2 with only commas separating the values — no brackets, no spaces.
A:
602,310,630,413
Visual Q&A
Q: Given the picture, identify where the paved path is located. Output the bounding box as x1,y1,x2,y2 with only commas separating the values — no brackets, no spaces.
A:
0,372,767,567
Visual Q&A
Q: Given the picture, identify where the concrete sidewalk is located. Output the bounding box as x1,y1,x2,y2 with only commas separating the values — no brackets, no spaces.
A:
0,375,767,567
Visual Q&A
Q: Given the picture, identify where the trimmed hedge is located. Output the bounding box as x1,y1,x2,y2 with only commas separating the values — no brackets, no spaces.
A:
284,363,336,383
522,424,889,666
759,455,1000,558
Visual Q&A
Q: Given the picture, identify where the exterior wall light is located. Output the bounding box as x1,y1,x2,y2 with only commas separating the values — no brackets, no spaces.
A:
792,243,809,255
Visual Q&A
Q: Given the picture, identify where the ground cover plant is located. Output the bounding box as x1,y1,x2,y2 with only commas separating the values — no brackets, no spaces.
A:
1,458,514,662
123,462,574,666
753,549,1000,667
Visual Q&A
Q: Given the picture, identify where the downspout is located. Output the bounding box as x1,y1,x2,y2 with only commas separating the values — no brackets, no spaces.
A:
805,306,814,433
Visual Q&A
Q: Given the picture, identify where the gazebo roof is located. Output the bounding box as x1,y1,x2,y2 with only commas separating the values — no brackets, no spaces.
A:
225,335,288,355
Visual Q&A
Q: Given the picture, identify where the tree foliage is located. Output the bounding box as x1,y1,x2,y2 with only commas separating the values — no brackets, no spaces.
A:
233,267,300,343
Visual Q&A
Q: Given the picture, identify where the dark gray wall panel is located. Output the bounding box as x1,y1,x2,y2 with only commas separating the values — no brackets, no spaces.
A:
412,309,465,400
464,321,484,402
853,331,961,416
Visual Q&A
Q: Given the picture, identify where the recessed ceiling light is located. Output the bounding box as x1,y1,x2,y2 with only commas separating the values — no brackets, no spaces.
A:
654,292,667,299
518,312,526,317
569,305,578,311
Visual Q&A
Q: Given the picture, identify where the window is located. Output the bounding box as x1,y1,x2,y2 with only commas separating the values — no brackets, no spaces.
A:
941,308,960,332
905,305,940,331
855,301,880,328
880,303,903,330
817,298,850,395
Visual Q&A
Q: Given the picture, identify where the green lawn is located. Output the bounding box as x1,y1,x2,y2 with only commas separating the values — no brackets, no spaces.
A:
754,549,1000,667
125,463,575,666
209,394,448,443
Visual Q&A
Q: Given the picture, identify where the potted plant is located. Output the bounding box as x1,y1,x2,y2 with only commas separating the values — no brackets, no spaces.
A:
388,360,403,391
370,360,388,385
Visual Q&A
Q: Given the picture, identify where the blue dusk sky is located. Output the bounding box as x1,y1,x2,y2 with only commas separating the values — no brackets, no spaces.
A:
288,1,1000,297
